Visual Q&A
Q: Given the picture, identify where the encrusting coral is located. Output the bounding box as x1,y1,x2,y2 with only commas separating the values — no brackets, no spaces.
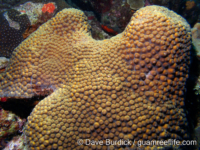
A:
0,5,191,149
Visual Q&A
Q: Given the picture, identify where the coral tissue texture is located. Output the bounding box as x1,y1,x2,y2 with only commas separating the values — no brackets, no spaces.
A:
0,6,191,149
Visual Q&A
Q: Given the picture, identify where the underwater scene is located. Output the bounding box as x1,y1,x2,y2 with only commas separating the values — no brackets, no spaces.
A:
1,0,200,150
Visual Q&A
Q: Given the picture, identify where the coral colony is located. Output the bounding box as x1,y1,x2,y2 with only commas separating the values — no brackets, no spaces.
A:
0,5,191,149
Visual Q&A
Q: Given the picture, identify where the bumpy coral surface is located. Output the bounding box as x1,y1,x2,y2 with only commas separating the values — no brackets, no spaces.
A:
0,5,191,149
